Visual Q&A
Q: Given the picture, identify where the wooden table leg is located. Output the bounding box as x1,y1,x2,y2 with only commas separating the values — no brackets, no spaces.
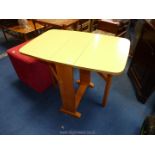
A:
75,69,94,108
76,69,94,88
56,63,81,118
55,65,94,118
102,74,112,107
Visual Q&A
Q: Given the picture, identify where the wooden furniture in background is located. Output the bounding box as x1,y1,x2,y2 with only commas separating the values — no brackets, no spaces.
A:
77,19,91,32
90,19,99,32
128,20,155,103
0,19,44,41
0,19,18,41
20,30,130,118
93,19,130,37
32,19,80,31
33,19,95,32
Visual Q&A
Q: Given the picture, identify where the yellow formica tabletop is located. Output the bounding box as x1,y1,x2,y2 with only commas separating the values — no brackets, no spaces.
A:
20,29,130,75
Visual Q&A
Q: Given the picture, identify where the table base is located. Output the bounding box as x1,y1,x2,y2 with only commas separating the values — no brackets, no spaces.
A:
55,64,93,118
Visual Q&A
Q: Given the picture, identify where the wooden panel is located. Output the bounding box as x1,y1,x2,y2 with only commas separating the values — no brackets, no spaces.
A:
56,64,75,111
75,69,91,108
56,63,81,118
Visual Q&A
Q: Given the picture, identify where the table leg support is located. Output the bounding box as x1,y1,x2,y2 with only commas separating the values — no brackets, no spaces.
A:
75,69,94,108
56,64,81,118
102,74,112,107
76,69,94,88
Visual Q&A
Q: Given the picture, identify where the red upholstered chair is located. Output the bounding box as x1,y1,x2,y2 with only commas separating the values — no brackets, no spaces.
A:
7,41,53,93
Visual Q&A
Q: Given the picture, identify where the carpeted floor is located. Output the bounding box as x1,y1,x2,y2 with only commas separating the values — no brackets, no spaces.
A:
0,55,155,135
0,28,155,135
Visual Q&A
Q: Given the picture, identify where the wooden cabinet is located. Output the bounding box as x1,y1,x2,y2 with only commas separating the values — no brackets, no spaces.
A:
128,20,155,103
